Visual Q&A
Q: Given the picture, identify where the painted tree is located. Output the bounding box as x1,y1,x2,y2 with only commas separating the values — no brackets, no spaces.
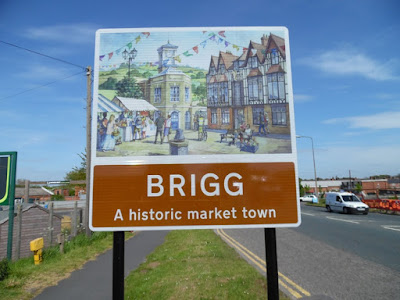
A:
116,76,144,98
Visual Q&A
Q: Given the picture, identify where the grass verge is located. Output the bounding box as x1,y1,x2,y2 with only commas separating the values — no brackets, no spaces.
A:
0,232,133,300
125,230,289,300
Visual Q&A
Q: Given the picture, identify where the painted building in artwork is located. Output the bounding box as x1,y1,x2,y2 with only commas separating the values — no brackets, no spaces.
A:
206,34,290,135
142,42,195,130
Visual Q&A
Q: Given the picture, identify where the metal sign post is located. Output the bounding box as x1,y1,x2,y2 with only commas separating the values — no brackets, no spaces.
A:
113,231,125,300
265,228,279,299
0,152,18,260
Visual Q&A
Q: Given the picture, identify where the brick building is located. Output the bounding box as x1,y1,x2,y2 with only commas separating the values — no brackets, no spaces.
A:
206,34,290,134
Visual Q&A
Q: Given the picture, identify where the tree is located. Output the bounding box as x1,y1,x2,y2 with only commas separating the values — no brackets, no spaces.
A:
355,183,363,193
299,179,305,197
304,185,310,194
99,77,117,90
65,151,86,181
192,83,207,101
116,77,144,98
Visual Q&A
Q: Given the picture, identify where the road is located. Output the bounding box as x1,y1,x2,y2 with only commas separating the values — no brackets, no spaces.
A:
218,203,400,300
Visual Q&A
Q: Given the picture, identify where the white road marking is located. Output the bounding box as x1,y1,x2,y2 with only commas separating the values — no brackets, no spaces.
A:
301,212,315,216
382,225,400,232
326,217,360,224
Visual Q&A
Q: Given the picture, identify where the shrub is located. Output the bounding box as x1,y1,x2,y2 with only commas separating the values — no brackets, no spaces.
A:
0,258,10,281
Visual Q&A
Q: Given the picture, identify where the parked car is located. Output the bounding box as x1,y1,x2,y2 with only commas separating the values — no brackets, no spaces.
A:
299,194,318,203
325,192,369,215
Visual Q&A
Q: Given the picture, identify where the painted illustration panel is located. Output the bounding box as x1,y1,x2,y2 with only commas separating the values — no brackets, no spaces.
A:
93,27,294,158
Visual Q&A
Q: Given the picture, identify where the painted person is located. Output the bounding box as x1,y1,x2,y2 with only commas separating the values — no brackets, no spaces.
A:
133,112,142,141
258,112,267,135
265,112,270,134
99,112,108,149
154,113,165,144
162,114,171,143
102,114,116,151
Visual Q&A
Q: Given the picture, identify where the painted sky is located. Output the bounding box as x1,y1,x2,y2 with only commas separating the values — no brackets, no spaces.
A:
0,0,399,180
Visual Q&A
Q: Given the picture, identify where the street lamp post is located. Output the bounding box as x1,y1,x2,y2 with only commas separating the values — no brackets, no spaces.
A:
122,48,138,78
297,135,318,197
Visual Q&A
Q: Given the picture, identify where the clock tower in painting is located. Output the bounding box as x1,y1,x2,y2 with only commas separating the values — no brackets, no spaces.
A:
157,41,178,73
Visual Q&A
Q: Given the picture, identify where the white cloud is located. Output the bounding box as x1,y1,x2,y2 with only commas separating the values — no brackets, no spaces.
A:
302,48,399,81
294,94,313,103
24,23,98,44
324,111,400,130
375,93,400,100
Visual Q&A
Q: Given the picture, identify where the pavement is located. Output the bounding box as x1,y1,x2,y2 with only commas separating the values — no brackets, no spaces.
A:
96,130,292,157
34,230,168,300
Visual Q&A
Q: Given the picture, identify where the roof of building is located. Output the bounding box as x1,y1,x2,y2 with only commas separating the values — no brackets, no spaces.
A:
151,66,188,78
14,187,54,198
210,56,219,69
266,65,286,74
268,34,286,58
0,204,62,225
98,94,124,113
112,96,158,112
157,41,178,51
219,51,239,70
301,180,343,188
388,178,400,184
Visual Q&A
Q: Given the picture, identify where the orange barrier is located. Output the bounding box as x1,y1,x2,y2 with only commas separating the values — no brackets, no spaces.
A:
362,198,400,211
393,200,400,212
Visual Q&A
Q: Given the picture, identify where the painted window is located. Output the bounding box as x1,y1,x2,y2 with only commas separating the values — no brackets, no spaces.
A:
272,105,287,125
271,48,279,65
211,109,217,124
252,107,264,125
250,56,258,68
219,64,226,73
170,86,180,102
185,87,190,102
219,82,228,104
267,73,285,100
233,81,243,106
222,109,230,124
154,87,161,103
171,111,179,130
248,76,263,103
234,61,239,71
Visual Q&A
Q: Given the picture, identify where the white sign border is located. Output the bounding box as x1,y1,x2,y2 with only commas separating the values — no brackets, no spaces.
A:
89,26,300,231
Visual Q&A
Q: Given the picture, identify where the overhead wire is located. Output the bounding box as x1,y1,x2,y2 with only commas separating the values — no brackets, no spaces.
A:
0,40,87,71
0,71,86,102
0,40,89,101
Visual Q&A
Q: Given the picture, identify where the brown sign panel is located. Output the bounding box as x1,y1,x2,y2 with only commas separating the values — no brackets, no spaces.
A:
91,162,298,230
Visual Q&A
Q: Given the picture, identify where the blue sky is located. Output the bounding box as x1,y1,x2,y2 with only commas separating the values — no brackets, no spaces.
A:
0,0,399,181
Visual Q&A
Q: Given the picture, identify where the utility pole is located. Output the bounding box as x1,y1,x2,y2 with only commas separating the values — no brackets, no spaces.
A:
85,66,92,237
349,170,352,192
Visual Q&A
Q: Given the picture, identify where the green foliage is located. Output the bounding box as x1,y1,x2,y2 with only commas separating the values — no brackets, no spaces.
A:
109,70,118,75
125,230,280,300
355,183,363,193
99,77,117,90
0,259,9,281
299,179,305,197
142,71,152,78
64,232,110,253
192,83,207,100
51,194,64,201
116,76,144,98
196,71,205,79
65,151,86,181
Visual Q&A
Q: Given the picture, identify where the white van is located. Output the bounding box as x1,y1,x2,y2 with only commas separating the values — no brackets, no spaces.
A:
325,192,369,215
